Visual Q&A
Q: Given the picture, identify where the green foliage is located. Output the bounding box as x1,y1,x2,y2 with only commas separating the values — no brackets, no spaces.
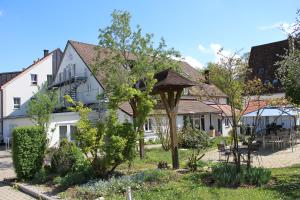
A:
178,123,210,149
51,139,87,176
211,163,271,187
178,123,210,171
71,170,175,199
276,10,300,105
94,10,182,150
12,126,47,180
32,167,47,184
53,165,93,189
66,96,137,178
27,84,58,131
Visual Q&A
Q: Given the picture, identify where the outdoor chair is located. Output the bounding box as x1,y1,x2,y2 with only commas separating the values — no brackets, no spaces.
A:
217,144,231,162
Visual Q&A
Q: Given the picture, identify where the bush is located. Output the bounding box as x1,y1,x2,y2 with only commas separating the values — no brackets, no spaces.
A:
73,169,175,199
32,167,47,184
211,163,271,187
12,126,46,180
54,165,93,189
51,139,87,176
178,124,210,149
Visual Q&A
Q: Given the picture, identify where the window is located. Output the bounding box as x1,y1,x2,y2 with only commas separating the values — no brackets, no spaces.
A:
201,115,205,131
70,125,77,141
183,88,189,95
272,79,279,86
31,74,38,85
47,75,53,85
59,126,67,141
13,97,21,109
87,83,92,92
144,118,153,132
258,68,264,75
225,118,229,127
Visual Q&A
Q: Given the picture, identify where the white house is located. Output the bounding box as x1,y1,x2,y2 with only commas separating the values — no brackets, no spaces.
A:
0,49,62,144
2,40,233,147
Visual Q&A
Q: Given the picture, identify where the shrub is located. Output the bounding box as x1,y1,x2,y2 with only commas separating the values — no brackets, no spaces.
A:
12,126,46,180
51,139,86,176
211,163,271,187
73,169,175,199
178,123,210,149
54,165,93,189
32,167,47,184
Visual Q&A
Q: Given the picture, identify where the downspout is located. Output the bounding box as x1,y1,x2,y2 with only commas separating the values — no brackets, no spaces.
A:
0,88,3,143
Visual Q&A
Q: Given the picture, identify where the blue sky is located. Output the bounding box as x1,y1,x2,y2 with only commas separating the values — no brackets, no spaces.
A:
0,0,299,72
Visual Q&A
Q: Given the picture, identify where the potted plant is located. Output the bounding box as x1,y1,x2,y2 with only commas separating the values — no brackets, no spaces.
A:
209,125,215,137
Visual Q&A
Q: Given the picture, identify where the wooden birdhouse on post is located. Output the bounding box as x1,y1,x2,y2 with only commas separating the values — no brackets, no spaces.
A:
152,68,196,169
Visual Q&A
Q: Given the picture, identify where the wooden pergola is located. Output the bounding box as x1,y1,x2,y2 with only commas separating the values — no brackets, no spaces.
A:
152,68,196,169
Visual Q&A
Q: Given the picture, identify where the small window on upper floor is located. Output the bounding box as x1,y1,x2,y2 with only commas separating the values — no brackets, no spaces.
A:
31,74,38,85
13,97,21,109
87,83,92,92
258,68,264,75
272,79,279,86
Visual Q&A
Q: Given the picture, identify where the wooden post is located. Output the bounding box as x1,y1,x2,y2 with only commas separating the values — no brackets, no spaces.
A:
160,89,182,169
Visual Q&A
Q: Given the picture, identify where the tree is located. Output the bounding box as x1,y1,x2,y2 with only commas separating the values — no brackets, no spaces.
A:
206,53,270,170
27,84,58,133
202,51,249,171
65,95,136,178
93,10,181,158
152,113,171,151
277,9,300,105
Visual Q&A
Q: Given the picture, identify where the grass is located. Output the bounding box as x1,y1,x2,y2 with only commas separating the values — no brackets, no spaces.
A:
107,166,300,200
62,148,300,200
117,148,194,171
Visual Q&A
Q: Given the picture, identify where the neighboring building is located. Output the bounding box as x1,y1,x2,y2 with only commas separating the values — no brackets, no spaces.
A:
0,49,62,144
2,40,233,146
247,39,289,94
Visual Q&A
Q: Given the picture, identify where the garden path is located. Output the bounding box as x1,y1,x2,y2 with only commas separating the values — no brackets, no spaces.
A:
203,143,300,168
0,147,35,200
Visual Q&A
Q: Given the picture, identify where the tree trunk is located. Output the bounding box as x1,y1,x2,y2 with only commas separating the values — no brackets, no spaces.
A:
139,138,145,159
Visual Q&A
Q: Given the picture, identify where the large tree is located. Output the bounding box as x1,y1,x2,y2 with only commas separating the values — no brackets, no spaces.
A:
277,9,300,105
93,10,181,158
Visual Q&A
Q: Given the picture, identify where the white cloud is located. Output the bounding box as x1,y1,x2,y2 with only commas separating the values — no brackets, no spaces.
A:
197,42,236,63
183,56,204,69
198,43,210,53
258,22,296,34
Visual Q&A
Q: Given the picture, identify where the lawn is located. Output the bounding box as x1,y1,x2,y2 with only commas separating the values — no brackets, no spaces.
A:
61,147,300,200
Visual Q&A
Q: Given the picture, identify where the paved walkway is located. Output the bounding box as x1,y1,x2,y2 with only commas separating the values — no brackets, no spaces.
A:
0,148,35,200
203,144,300,168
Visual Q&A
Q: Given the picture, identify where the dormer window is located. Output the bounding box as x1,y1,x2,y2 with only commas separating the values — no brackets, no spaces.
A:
258,68,264,75
31,74,38,85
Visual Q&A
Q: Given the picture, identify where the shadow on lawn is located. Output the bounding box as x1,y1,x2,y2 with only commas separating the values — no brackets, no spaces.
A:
267,173,300,200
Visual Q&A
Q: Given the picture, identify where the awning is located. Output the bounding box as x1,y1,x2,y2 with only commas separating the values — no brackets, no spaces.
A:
243,107,300,117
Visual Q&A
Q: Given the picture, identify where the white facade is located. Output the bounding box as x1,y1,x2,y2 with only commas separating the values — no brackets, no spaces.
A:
1,52,57,142
53,44,103,105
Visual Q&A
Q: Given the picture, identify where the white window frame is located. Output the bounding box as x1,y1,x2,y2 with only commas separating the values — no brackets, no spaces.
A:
31,74,38,85
13,97,21,109
144,118,153,132
224,118,230,127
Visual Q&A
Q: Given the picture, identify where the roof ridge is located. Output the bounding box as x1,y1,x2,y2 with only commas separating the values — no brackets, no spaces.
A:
251,39,288,49
68,40,97,47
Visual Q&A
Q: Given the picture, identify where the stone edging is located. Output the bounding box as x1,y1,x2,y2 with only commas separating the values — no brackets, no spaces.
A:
3,179,57,200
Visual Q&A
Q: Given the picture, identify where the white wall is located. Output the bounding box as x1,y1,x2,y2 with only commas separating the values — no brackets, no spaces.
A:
2,56,53,117
54,44,103,105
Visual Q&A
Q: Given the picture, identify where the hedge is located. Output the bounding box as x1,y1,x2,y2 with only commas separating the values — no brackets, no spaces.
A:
12,126,47,180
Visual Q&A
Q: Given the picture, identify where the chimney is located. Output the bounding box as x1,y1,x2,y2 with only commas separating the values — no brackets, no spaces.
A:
204,70,210,84
43,49,49,57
